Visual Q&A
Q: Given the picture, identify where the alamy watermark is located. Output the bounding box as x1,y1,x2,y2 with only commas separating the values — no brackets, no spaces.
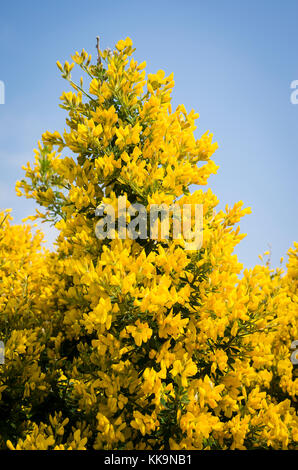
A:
290,340,298,365
290,80,298,104
0,81,5,105
0,341,4,364
95,196,203,250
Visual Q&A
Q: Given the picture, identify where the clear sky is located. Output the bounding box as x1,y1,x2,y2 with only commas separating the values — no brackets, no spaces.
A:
0,0,297,270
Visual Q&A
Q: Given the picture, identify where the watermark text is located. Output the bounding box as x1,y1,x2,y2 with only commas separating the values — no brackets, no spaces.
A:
290,80,298,104
95,197,203,251
0,81,5,105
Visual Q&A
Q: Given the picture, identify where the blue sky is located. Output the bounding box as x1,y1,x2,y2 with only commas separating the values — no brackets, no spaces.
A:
0,0,297,270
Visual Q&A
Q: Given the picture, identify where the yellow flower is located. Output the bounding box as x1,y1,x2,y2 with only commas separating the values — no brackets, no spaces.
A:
4,36,298,451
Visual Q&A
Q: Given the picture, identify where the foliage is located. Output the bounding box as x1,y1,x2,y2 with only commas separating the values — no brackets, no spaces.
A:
0,37,297,450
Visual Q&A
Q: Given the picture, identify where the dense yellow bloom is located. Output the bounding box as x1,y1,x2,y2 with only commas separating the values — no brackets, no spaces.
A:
0,37,297,450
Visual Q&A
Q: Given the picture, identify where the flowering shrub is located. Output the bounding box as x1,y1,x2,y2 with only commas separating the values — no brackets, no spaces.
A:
0,38,297,450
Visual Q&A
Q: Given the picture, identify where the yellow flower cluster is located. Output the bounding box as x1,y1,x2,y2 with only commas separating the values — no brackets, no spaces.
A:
0,37,297,450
